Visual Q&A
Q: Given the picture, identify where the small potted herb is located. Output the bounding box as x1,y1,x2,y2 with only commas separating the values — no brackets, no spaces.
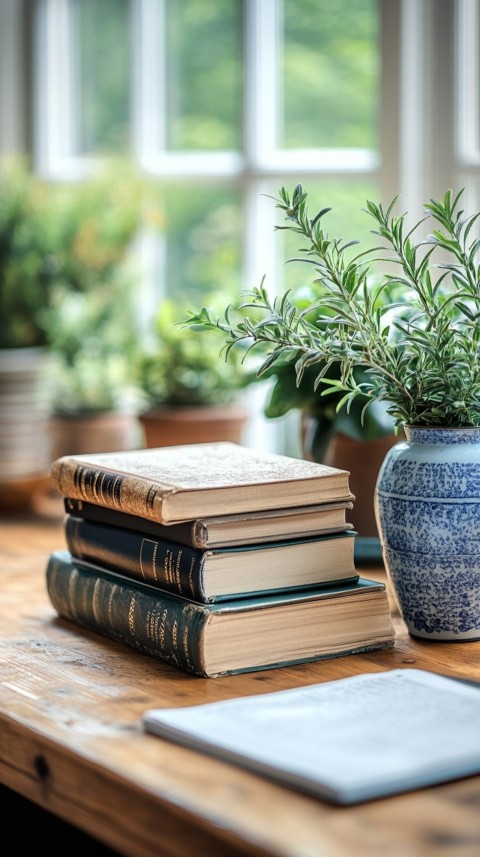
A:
45,288,142,461
134,297,254,448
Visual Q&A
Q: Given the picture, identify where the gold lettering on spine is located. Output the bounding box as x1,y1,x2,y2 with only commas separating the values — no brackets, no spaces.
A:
92,469,101,502
151,542,158,580
174,551,183,595
159,608,167,649
128,594,136,635
145,485,158,513
188,558,195,598
164,548,174,585
140,539,158,582
182,625,194,674
107,588,115,627
92,578,102,624
73,466,125,507
163,548,184,595
146,608,161,644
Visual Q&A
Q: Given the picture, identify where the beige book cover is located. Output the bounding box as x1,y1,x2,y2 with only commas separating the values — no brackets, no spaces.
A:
51,442,353,523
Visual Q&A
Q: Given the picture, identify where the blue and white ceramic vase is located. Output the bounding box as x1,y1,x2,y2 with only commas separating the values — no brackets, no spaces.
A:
375,426,480,640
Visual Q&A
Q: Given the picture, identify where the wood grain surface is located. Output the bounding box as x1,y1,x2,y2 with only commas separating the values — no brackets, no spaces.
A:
1,514,480,857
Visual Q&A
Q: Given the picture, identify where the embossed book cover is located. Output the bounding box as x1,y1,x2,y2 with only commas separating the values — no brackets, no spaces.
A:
50,442,353,523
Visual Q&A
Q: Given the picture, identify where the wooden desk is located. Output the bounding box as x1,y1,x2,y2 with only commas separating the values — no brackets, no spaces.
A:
1,515,480,857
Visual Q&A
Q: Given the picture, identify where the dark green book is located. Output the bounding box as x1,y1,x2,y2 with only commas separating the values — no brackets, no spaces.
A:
46,550,395,678
64,514,359,603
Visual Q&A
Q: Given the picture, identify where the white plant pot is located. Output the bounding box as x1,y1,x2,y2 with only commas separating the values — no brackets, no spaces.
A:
0,347,51,484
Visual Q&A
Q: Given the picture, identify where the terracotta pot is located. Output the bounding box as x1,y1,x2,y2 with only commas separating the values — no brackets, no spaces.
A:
301,412,399,539
24,411,141,520
49,411,141,461
323,432,400,538
139,404,249,448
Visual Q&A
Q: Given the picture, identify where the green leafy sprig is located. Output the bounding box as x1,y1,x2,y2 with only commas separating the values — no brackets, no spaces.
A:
185,185,480,429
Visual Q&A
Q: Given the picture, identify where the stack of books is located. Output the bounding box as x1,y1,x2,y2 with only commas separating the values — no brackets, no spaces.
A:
46,441,395,677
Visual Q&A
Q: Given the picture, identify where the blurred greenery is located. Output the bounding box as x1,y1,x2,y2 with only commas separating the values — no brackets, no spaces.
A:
165,0,243,150
45,287,140,416
73,0,378,300
163,184,242,304
0,155,62,348
134,297,255,410
2,1,380,426
0,154,148,369
74,0,131,154
283,0,378,148
42,162,159,414
51,164,145,292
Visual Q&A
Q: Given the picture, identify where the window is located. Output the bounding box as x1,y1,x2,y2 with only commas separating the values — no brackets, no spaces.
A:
1,0,477,451
73,0,131,155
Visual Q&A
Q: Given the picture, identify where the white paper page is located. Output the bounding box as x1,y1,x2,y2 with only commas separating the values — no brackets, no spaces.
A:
143,669,480,804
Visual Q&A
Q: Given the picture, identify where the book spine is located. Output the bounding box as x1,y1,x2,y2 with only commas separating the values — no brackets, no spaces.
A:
63,498,201,548
51,458,171,522
46,552,210,677
65,516,208,602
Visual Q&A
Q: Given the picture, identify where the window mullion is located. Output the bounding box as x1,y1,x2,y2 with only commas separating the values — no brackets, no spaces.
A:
244,0,280,166
411,0,457,208
33,0,81,177
243,0,279,303
457,0,479,166
426,0,456,199
242,0,281,451
0,0,27,154
398,0,430,221
379,0,401,205
132,0,166,164
456,0,480,215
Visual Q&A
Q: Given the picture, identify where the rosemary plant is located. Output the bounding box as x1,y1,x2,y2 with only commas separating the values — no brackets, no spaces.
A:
185,184,480,430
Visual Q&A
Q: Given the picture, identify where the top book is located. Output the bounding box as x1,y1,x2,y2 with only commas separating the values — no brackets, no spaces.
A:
50,442,353,524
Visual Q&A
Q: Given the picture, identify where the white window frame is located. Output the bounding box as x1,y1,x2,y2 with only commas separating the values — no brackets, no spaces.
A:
1,0,478,451
456,0,480,214
4,1,477,227
31,0,391,257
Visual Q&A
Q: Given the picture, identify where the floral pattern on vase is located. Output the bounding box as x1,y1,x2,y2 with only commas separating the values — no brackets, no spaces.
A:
375,426,480,640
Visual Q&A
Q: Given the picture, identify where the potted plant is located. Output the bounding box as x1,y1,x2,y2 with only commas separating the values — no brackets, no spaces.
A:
134,297,253,447
45,289,142,461
0,154,65,496
40,162,147,459
0,155,144,347
0,155,147,504
185,183,480,642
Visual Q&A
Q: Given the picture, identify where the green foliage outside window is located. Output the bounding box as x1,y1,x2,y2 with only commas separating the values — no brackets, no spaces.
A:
163,184,242,305
283,0,378,148
165,0,243,150
72,0,379,301
74,0,131,154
